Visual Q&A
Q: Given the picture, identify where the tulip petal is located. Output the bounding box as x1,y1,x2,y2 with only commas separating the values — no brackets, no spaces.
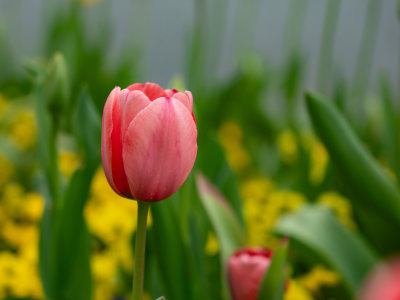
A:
165,89,179,97
101,87,119,193
122,97,197,201
171,92,193,112
121,90,151,134
185,91,193,108
127,82,167,101
102,88,133,197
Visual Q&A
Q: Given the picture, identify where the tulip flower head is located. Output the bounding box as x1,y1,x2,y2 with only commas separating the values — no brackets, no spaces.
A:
101,82,197,201
228,247,272,300
359,257,400,300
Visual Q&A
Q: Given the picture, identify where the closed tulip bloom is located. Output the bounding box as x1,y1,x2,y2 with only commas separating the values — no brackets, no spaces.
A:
359,257,400,300
101,82,197,201
228,247,272,300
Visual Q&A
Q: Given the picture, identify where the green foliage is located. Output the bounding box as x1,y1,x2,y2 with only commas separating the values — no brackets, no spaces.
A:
257,239,289,300
275,205,378,296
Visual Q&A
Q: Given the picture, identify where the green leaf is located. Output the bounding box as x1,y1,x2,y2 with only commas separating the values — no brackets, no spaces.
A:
196,136,244,226
196,173,245,264
305,91,400,225
275,205,378,296
73,87,101,167
53,166,97,300
257,239,289,300
196,173,245,299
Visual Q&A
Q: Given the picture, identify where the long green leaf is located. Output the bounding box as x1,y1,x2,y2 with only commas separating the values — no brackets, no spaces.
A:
196,173,245,264
196,173,245,299
306,91,400,225
257,239,289,300
275,205,378,296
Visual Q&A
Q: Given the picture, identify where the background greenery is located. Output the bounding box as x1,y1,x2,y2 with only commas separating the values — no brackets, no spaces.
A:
0,0,399,299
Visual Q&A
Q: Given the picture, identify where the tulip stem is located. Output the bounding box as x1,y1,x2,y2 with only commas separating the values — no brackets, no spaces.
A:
132,201,150,300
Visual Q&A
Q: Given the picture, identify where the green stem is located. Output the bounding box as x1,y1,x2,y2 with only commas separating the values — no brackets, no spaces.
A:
132,201,150,300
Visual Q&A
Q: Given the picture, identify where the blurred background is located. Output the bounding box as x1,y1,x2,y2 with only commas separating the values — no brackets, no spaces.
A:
0,0,399,300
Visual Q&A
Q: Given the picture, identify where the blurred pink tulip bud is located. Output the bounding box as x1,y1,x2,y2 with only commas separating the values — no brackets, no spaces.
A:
228,247,273,300
101,82,197,201
359,257,400,300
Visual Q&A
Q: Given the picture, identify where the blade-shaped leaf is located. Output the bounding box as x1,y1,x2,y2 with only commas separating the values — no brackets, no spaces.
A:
196,173,245,263
73,87,101,168
275,205,378,296
306,91,400,225
257,239,289,300
196,173,245,299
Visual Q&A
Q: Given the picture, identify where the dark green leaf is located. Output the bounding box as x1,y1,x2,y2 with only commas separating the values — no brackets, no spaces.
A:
306,91,400,225
257,239,289,300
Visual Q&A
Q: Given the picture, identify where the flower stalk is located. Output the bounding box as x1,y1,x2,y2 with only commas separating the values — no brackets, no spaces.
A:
132,201,150,300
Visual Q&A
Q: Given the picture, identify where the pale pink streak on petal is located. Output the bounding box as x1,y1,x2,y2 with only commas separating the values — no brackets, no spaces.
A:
101,86,120,193
171,92,193,112
122,97,197,201
185,91,193,108
121,90,151,134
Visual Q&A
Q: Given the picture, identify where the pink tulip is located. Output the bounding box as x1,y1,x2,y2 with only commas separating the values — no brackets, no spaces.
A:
228,247,273,300
359,257,400,300
101,82,197,201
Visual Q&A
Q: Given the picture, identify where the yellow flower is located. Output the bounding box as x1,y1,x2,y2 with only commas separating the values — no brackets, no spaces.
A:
317,192,356,229
284,279,314,300
9,111,37,150
309,141,329,185
218,122,250,173
0,155,14,189
22,192,44,221
240,178,274,200
241,178,306,248
299,265,340,294
205,232,220,256
0,252,43,299
1,183,25,218
278,130,298,164
218,122,243,148
92,251,118,283
58,151,81,178
1,221,38,249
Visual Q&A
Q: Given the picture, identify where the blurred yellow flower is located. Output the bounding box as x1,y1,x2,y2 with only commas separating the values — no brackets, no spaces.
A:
299,265,340,294
1,183,25,218
218,122,250,173
240,178,274,201
278,130,298,164
284,279,314,300
317,191,356,229
309,141,329,185
58,151,81,178
218,122,243,148
205,231,220,256
22,192,44,222
241,177,306,248
92,251,118,283
0,252,43,299
0,155,14,189
1,221,38,249
10,111,37,150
